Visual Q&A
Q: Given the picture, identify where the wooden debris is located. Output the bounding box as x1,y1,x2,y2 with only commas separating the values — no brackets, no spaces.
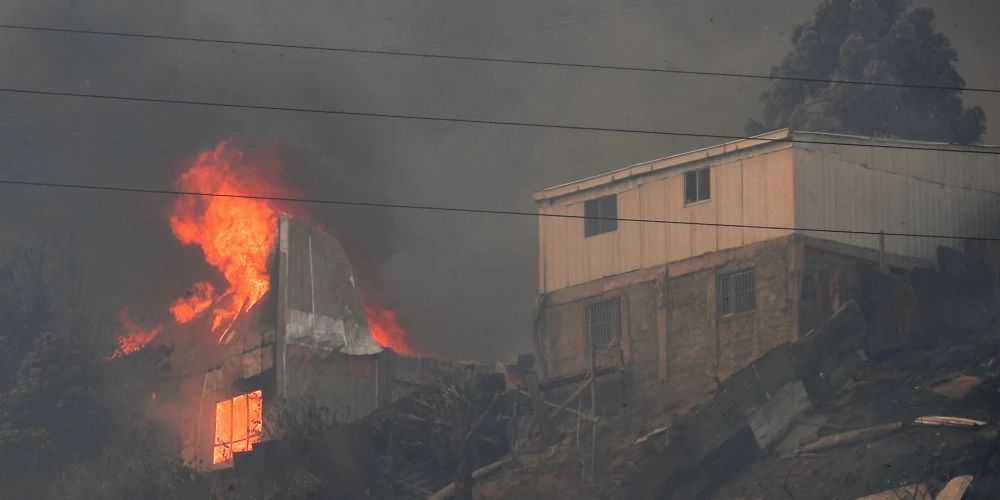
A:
427,456,512,500
548,371,593,420
793,422,906,455
518,389,600,423
634,425,669,445
935,475,973,500
914,416,989,429
855,484,931,500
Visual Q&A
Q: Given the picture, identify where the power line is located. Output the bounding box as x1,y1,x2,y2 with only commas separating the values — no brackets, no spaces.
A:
0,85,997,155
1,23,996,94
1,178,997,242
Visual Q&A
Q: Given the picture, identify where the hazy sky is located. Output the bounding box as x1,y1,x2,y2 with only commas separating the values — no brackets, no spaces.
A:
0,0,996,359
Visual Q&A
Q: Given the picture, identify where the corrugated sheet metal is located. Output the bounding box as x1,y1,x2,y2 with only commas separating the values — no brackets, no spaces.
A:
679,389,753,461
793,300,868,408
793,134,1000,263
278,215,382,355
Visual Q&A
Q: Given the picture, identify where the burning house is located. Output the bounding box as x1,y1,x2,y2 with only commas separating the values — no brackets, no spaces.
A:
113,142,500,470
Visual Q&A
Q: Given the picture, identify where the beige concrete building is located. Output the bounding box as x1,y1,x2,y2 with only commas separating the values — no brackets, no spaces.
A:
533,130,1000,405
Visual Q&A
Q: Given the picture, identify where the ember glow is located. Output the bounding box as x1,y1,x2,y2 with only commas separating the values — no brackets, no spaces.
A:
214,390,263,464
169,142,278,331
366,305,412,353
112,309,163,358
169,281,215,323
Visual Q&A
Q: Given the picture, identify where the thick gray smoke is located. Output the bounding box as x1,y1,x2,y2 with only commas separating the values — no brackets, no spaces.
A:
0,0,995,359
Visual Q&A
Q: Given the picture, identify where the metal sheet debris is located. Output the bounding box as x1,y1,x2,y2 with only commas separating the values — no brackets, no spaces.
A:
926,373,984,399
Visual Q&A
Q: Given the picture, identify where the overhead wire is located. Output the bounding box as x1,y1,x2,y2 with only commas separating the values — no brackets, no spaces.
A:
0,18,997,94
0,178,997,242
0,85,996,155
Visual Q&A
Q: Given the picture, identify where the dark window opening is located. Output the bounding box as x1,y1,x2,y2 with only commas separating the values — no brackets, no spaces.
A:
717,268,756,316
801,275,816,303
586,297,622,349
684,168,711,204
584,194,618,237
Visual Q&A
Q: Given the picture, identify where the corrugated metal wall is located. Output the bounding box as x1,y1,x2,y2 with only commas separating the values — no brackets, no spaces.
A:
793,134,1000,262
539,147,795,292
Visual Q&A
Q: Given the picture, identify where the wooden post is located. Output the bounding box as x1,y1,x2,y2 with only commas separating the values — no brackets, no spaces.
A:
589,343,597,480
525,371,557,447
879,231,888,273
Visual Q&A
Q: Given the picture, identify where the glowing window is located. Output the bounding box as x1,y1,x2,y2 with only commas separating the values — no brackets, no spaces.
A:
213,390,263,464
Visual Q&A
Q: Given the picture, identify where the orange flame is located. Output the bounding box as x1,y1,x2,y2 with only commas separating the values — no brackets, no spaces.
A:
365,305,412,353
169,141,278,331
169,281,215,323
111,309,163,358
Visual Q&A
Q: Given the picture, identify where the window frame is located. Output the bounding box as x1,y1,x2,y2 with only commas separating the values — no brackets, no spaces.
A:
585,296,622,349
684,168,711,205
213,390,264,465
716,268,756,317
583,194,618,238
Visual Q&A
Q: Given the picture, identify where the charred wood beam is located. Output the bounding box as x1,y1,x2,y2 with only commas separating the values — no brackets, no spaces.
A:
426,457,512,500
517,390,600,424
538,365,621,392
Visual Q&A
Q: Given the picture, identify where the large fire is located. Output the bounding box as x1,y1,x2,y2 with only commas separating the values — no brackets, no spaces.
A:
112,309,163,358
169,142,278,332
365,305,412,353
113,140,413,354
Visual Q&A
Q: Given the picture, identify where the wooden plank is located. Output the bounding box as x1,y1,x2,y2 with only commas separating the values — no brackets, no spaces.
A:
427,457,512,500
935,475,973,500
547,371,593,420
518,390,600,424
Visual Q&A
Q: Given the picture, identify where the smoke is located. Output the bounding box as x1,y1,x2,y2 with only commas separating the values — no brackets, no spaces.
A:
0,0,995,360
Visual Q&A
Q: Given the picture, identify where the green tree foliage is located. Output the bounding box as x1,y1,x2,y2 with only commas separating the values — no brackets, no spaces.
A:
0,244,204,499
746,0,986,143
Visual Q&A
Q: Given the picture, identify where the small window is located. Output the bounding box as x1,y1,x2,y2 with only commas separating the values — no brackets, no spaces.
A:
214,390,263,464
684,168,711,204
586,297,622,348
584,194,618,237
717,268,755,317
801,275,816,303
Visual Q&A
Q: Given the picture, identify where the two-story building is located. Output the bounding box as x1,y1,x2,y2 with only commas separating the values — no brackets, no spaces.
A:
533,129,1000,404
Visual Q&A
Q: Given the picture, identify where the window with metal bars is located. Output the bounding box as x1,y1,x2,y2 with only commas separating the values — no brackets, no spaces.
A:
586,297,622,348
717,268,756,317
584,194,618,237
801,274,817,303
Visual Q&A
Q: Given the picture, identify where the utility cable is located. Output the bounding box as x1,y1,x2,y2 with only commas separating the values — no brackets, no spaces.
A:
0,86,997,155
1,178,997,242
1,23,996,94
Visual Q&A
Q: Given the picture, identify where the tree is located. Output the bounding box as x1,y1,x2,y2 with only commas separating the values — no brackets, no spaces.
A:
745,0,986,143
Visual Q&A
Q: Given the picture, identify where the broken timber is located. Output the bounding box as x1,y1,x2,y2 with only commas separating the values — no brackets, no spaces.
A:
787,422,907,456
914,416,989,429
935,475,973,500
548,370,593,420
426,456,512,500
517,390,600,423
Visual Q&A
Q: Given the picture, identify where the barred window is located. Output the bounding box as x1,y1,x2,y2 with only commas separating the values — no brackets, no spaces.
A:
584,194,618,237
801,274,816,303
586,297,621,348
717,268,756,316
